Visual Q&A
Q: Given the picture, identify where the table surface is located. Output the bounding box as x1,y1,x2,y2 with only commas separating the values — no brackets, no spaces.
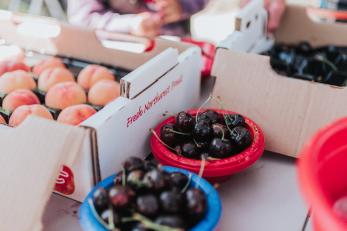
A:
42,152,311,231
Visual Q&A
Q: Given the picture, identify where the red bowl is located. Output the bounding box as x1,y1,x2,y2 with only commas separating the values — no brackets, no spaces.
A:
298,117,347,231
150,109,265,182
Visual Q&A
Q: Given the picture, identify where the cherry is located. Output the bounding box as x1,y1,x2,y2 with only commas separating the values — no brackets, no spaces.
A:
123,157,144,172
160,190,184,213
209,138,233,158
143,159,158,171
143,169,167,191
212,123,229,139
193,120,213,142
169,172,189,190
127,170,145,190
185,188,207,219
136,194,159,217
155,215,185,229
109,186,135,209
181,142,200,159
160,123,176,146
197,110,220,124
175,111,194,133
100,207,120,226
113,172,122,185
224,114,245,129
174,144,182,155
92,187,109,212
230,126,252,152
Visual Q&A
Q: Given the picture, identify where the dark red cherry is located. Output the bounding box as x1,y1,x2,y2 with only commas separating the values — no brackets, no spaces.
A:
209,138,233,158
175,111,194,133
160,123,176,147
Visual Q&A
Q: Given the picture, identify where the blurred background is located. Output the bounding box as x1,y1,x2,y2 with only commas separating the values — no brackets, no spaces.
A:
0,0,320,44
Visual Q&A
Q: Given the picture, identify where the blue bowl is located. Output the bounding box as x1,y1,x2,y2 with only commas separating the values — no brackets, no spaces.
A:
80,166,222,231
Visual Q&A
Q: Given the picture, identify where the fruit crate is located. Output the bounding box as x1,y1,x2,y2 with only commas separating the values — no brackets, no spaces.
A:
0,11,203,202
211,1,347,157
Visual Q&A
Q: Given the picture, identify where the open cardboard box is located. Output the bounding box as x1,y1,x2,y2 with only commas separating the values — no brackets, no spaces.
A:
211,1,347,157
0,11,202,201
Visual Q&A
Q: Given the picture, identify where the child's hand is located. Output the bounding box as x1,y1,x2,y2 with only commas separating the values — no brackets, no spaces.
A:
131,12,162,38
241,0,286,33
155,0,183,24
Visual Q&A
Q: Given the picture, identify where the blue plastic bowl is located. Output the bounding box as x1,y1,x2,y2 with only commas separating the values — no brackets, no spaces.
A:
80,166,222,231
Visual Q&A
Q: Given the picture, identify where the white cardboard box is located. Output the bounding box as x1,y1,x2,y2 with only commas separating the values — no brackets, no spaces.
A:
211,1,347,157
0,11,202,201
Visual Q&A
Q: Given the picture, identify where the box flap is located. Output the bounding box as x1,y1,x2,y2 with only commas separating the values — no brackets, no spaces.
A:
120,48,179,99
219,0,273,53
275,5,347,46
0,116,85,230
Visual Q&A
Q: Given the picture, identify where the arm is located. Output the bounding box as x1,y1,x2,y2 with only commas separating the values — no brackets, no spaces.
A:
179,0,210,18
67,0,140,33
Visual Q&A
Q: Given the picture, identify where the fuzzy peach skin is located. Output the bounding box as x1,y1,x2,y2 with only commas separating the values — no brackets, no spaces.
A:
0,60,30,76
77,65,115,91
9,104,53,127
57,104,96,126
32,57,66,77
88,80,120,106
0,115,6,124
0,70,36,94
38,67,75,92
45,82,87,110
2,89,40,112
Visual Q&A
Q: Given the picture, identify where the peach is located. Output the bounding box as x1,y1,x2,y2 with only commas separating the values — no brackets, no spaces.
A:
88,80,120,106
9,104,53,127
45,82,87,110
32,57,65,77
0,60,30,76
77,65,115,90
2,89,40,112
0,70,36,94
57,104,96,126
38,67,75,92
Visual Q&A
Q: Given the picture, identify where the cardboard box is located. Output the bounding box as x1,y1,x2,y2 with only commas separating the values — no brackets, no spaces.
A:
212,1,347,157
0,11,202,201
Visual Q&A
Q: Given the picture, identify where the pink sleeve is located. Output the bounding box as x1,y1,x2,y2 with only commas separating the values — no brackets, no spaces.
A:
67,0,139,33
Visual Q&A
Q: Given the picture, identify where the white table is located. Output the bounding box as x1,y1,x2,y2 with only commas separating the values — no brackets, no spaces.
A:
42,152,310,231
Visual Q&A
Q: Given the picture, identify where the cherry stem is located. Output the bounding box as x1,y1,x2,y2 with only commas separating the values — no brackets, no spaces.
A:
181,173,192,193
167,128,191,136
192,138,202,148
108,204,116,230
122,213,183,231
196,154,207,188
150,128,177,152
88,199,114,230
196,94,213,123
214,124,225,140
121,166,126,187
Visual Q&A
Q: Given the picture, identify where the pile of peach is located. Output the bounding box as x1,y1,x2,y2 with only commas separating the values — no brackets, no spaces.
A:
0,57,120,127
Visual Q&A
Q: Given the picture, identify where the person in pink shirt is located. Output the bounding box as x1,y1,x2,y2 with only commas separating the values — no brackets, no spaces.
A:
67,0,209,38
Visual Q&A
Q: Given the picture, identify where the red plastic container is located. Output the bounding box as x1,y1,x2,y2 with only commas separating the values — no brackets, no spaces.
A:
151,109,265,182
298,117,347,231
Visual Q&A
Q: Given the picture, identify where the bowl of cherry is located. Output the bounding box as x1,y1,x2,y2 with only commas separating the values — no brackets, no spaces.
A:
150,109,265,182
80,157,222,231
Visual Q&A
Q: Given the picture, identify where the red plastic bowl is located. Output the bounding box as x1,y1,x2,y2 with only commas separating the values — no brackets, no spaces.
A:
298,117,347,231
150,109,265,182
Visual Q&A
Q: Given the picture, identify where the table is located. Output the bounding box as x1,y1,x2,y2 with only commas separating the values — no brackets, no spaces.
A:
42,152,310,231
